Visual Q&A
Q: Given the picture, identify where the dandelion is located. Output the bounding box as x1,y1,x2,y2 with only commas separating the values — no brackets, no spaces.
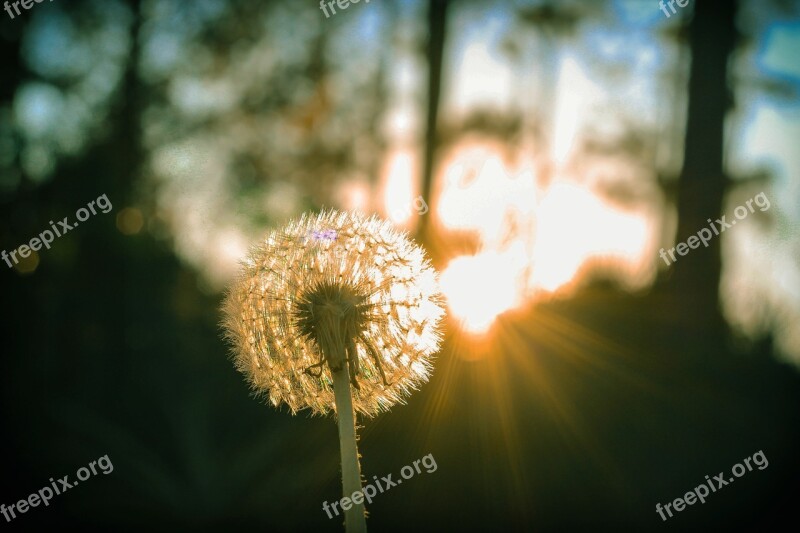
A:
222,210,444,531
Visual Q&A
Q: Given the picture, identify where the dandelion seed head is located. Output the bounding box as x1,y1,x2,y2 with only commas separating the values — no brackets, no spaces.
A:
222,210,445,417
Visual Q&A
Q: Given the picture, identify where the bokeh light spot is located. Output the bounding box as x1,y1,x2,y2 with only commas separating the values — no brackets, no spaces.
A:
116,207,144,235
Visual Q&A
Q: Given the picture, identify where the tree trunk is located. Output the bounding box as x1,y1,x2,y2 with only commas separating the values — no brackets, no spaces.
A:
670,0,739,332
418,0,449,241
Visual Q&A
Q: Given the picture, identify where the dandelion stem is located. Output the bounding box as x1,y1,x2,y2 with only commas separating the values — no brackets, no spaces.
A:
332,363,368,532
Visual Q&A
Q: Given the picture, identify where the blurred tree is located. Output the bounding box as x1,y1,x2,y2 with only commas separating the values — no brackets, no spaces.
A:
669,0,740,334
418,0,448,240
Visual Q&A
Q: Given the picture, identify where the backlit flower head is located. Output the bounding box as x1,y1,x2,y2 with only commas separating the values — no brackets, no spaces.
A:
222,210,445,417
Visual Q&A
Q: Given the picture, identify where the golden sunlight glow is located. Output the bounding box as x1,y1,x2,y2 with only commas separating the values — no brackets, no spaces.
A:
530,182,651,292
197,227,249,284
337,180,371,212
440,245,527,334
386,106,416,139
435,140,655,335
438,143,537,239
381,149,417,227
